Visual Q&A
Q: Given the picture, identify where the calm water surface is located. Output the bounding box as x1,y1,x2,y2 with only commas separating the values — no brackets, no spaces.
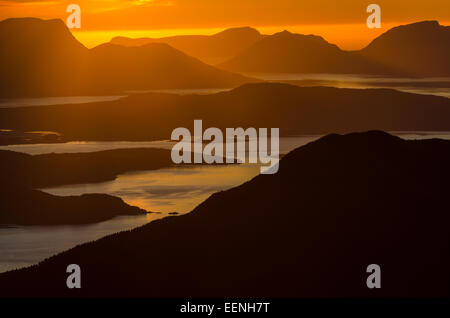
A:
0,215,151,273
0,164,260,273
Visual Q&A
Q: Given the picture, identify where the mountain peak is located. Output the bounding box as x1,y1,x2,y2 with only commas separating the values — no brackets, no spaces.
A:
270,30,330,44
278,30,292,35
361,20,450,76
384,20,444,34
0,17,70,36
215,26,261,36
0,17,86,50
404,20,440,27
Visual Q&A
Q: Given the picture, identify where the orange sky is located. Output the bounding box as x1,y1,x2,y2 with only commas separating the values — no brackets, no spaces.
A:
0,0,449,49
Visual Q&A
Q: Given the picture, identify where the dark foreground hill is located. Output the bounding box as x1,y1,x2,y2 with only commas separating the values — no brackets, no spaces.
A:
0,148,174,225
1,83,450,143
0,18,252,97
1,131,449,297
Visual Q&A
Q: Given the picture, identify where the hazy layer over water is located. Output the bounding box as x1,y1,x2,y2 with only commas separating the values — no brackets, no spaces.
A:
246,73,450,98
0,74,448,110
0,95,126,108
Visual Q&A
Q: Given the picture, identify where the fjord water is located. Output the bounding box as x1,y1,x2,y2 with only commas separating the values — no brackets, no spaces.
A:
246,73,450,98
1,133,450,273
0,136,314,273
0,215,151,273
0,164,260,273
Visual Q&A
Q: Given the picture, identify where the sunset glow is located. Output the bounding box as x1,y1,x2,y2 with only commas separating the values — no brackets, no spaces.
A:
1,0,449,49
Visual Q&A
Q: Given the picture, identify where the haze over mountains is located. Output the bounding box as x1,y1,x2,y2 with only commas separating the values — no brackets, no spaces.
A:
219,21,450,77
1,131,449,297
109,20,450,77
0,18,252,97
1,18,449,98
111,27,264,65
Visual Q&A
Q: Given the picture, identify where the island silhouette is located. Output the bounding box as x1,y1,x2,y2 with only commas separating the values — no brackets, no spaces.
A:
1,83,449,144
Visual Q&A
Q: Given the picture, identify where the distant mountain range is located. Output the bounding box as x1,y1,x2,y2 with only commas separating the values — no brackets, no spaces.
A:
1,131,449,296
220,30,384,74
0,18,253,97
1,83,449,142
111,27,265,65
1,18,449,97
219,21,450,77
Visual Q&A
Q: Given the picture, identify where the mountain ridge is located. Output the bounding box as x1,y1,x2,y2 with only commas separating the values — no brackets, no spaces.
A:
219,20,450,76
110,26,264,64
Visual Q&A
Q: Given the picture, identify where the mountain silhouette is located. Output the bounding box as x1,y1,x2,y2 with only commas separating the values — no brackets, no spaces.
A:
219,21,450,76
1,83,449,142
111,27,264,64
1,131,449,296
219,30,383,74
0,18,253,97
0,18,88,97
82,42,253,92
360,21,450,77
